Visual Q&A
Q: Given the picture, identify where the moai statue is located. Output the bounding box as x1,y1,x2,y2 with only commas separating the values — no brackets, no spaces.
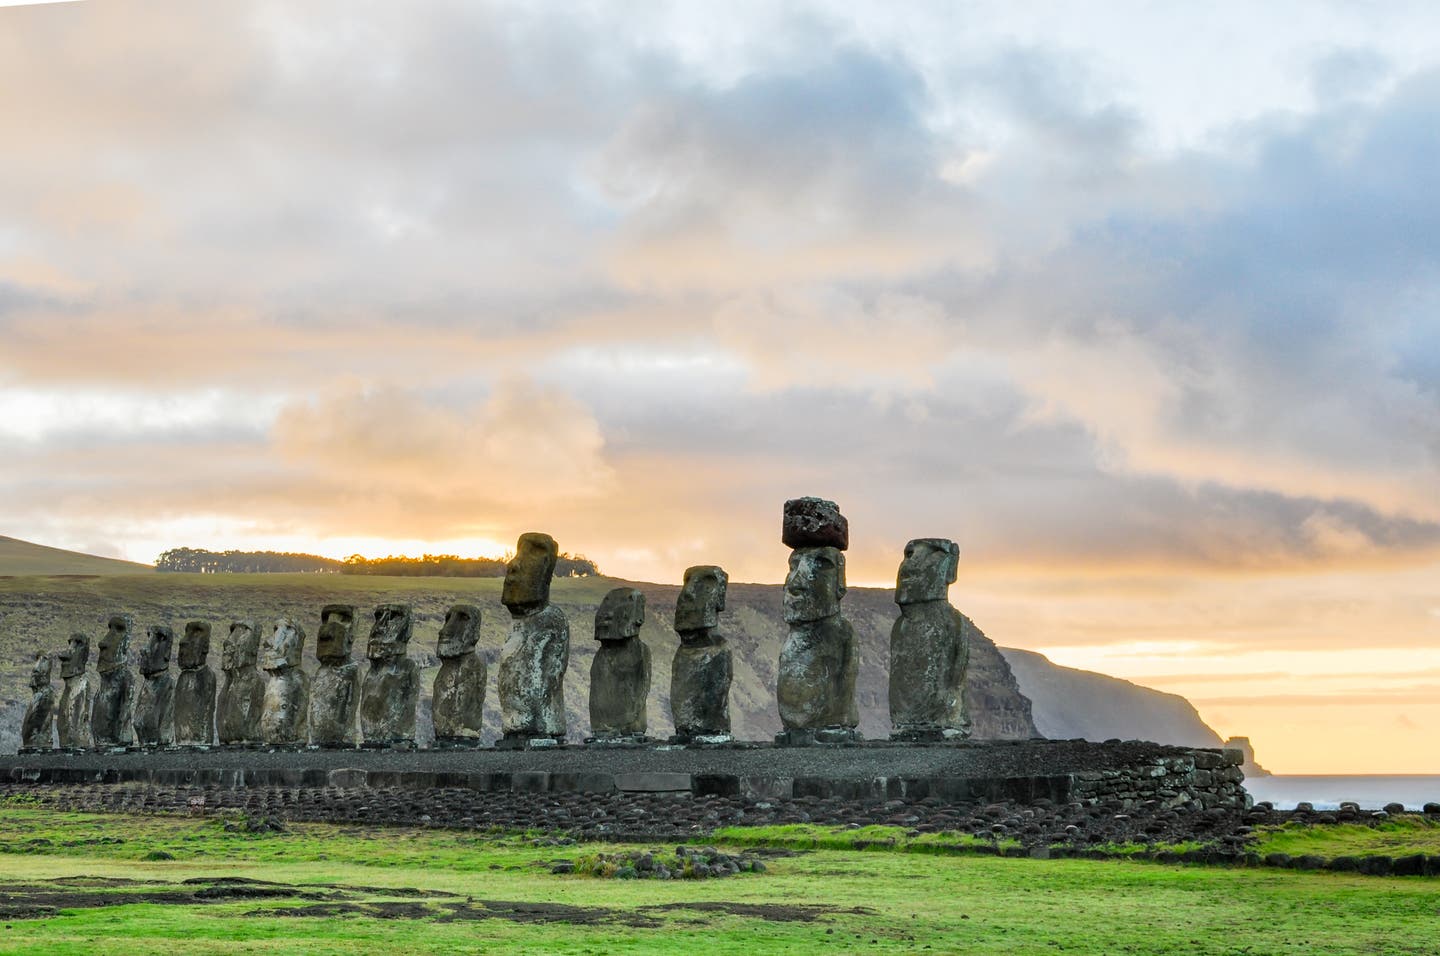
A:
669,566,732,744
217,620,266,745
777,497,859,745
133,624,177,747
56,633,93,750
259,619,309,747
588,587,650,743
495,532,569,748
174,621,217,747
91,614,136,749
358,604,419,748
432,604,487,747
309,604,360,748
889,538,970,741
20,654,56,752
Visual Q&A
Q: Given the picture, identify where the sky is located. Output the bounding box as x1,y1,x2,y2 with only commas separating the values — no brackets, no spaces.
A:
1,0,1438,773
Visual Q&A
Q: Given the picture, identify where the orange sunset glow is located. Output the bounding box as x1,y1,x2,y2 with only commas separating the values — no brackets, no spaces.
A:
2,0,1438,774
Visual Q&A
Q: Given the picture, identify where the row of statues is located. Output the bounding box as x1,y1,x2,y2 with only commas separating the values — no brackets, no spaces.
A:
21,499,971,751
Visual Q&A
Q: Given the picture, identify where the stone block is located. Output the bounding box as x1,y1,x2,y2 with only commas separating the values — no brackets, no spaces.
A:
512,772,552,793
615,772,692,793
782,497,849,550
328,768,368,788
550,772,617,793
470,772,512,792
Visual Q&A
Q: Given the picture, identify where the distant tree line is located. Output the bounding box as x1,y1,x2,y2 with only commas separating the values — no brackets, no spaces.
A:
156,548,343,573
155,547,600,577
340,553,599,577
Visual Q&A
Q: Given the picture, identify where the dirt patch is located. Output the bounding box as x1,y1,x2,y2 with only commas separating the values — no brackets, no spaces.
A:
0,876,387,920
641,901,878,923
249,899,662,927
438,899,662,928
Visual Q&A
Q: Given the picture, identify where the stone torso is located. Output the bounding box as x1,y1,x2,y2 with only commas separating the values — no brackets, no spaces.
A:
260,669,309,746
669,639,732,738
57,675,93,749
134,671,176,747
432,653,487,740
309,660,361,747
889,602,969,734
91,667,135,747
589,639,650,737
777,615,858,732
496,604,569,738
174,667,218,746
218,669,266,744
358,658,419,744
21,686,55,750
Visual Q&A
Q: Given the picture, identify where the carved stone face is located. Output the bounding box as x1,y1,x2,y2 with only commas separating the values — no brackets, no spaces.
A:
59,633,89,679
140,625,174,676
594,588,645,643
501,532,558,613
895,538,959,606
674,566,727,632
97,615,131,673
316,604,356,664
366,604,412,662
30,653,52,690
179,621,211,670
261,619,305,672
223,621,259,672
437,604,480,658
783,547,846,624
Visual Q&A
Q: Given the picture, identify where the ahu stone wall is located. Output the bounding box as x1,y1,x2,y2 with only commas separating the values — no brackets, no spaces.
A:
1070,746,1247,811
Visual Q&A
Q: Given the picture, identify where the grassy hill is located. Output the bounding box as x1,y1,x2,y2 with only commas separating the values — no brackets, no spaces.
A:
0,536,152,576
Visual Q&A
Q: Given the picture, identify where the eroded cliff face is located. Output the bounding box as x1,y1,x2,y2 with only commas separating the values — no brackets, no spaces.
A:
960,616,1039,740
1001,648,1224,748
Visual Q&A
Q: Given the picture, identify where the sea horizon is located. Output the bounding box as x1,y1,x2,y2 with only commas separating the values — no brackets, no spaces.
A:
1244,774,1440,811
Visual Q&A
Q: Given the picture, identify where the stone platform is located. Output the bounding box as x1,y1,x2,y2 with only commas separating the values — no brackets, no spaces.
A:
2,739,1249,810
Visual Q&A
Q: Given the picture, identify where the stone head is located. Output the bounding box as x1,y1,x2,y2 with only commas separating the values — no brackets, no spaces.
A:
179,621,211,670
674,566,727,633
594,587,645,643
366,603,412,662
30,653,53,690
316,604,356,664
261,619,305,672
59,633,89,679
140,624,175,676
97,615,132,673
222,621,260,672
437,604,481,658
501,532,558,613
783,547,846,624
895,538,959,606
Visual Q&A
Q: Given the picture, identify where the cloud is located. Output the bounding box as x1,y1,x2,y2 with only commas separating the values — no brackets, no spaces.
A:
0,2,1437,597
272,380,615,510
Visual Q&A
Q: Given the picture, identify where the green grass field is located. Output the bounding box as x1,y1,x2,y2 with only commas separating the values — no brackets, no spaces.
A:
0,806,1436,955
0,536,151,577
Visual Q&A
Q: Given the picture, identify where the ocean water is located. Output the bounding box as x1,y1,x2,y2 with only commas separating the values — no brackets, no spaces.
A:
1244,775,1440,811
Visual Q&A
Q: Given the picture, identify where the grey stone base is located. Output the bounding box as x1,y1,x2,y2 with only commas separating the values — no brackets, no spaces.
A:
585,735,653,748
495,734,567,751
775,727,861,746
431,737,483,750
890,727,969,743
1,739,1251,810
